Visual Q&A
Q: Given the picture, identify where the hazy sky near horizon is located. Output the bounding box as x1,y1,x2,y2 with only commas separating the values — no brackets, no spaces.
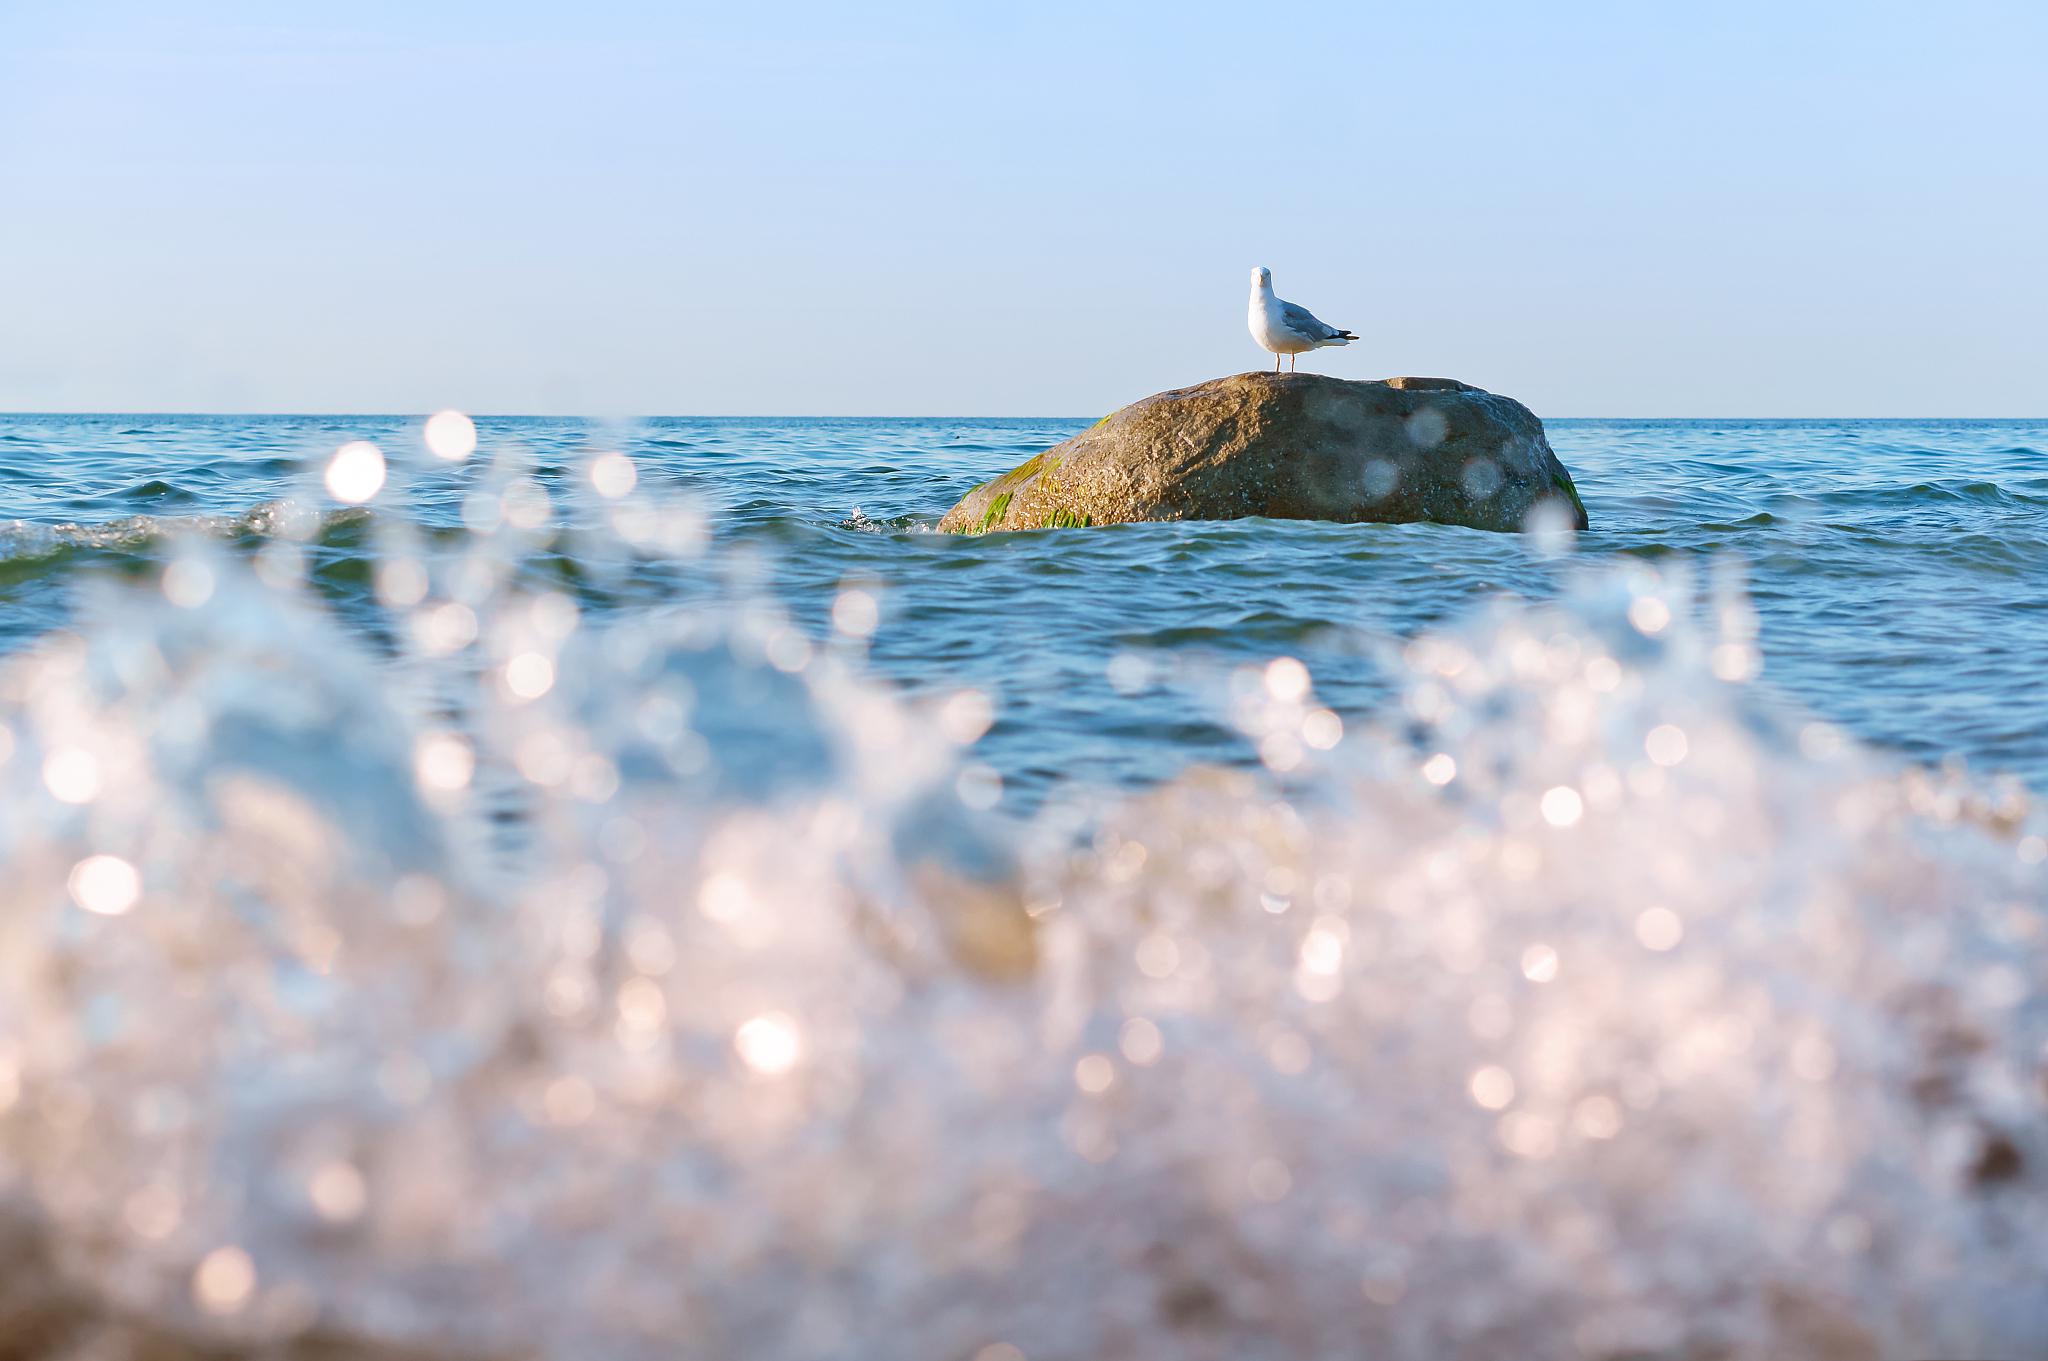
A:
4,1,2045,416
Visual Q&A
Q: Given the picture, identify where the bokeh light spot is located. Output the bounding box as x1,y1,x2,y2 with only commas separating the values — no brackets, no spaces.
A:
43,748,102,804
735,1012,803,1076
309,1161,367,1222
505,652,557,701
1119,1017,1163,1066
1540,785,1584,827
1628,596,1672,634
1074,1053,1116,1094
590,451,638,498
832,588,879,637
1469,1065,1516,1110
193,1245,256,1315
68,854,140,916
324,441,386,504
423,410,477,462
1265,656,1311,703
1645,724,1690,767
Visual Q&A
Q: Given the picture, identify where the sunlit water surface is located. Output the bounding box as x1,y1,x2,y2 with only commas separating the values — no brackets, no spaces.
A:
0,410,2043,1359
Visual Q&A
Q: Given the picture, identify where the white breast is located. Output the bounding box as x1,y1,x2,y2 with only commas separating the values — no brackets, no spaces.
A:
1248,292,1311,355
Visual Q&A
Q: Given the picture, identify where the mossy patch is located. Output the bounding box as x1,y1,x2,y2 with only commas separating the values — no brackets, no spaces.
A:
1044,508,1093,529
1550,471,1587,522
953,450,1062,533
975,491,1014,534
990,451,1048,493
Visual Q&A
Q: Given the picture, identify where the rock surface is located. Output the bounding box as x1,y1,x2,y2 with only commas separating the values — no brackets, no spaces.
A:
938,372,1588,535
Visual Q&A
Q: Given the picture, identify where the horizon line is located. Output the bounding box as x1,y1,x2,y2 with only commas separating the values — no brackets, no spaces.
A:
4,410,2046,423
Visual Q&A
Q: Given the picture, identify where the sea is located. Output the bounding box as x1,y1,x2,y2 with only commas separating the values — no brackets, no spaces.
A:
0,408,2043,1359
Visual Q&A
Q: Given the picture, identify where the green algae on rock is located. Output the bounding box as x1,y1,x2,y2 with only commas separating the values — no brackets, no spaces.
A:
937,371,1589,535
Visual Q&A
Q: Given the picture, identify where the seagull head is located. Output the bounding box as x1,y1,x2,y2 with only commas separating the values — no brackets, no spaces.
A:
1251,266,1272,290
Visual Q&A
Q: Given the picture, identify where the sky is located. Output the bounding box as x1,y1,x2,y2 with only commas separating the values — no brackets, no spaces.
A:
3,0,2045,416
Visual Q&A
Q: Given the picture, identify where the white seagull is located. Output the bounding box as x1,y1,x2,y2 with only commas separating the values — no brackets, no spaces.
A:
1247,266,1356,372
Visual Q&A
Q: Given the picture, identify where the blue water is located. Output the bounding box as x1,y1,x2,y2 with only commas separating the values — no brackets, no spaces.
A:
2,411,2045,798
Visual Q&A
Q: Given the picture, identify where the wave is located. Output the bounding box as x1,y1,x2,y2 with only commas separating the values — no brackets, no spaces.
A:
0,496,2041,1360
837,509,925,534
0,502,374,572
1796,478,2047,510
117,478,201,505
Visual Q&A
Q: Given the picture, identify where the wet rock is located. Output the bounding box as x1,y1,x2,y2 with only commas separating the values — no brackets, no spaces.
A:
938,372,1589,536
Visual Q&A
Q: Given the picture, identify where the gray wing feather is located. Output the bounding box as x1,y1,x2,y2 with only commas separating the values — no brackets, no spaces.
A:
1278,300,1345,340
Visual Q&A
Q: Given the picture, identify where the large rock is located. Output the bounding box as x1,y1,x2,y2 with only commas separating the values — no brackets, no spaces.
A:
938,372,1588,535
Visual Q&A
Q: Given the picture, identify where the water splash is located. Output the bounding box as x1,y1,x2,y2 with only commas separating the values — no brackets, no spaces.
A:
0,472,2042,1359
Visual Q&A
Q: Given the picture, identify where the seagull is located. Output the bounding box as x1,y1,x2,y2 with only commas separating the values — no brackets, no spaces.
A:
1247,266,1356,372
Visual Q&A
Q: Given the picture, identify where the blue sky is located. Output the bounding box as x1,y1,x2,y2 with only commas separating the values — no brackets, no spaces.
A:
3,1,2044,415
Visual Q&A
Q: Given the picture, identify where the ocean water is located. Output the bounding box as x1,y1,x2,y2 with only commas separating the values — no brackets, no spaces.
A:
0,407,2045,1359
4,412,2046,797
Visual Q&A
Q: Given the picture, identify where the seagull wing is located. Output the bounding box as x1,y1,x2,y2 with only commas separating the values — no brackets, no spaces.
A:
1277,299,1357,342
